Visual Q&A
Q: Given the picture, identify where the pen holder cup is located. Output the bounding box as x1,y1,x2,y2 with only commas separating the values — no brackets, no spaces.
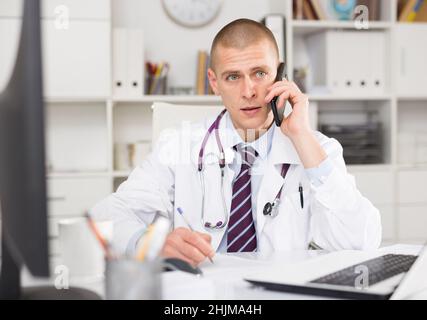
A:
58,218,113,279
145,75,167,95
105,258,162,300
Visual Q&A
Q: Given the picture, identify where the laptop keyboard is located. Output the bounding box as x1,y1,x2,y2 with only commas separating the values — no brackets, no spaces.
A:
310,254,418,287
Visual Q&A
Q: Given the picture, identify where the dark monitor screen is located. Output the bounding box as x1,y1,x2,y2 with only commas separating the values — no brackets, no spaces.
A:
0,0,49,299
0,0,100,300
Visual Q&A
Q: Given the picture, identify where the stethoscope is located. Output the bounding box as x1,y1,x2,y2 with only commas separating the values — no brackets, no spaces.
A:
198,109,291,231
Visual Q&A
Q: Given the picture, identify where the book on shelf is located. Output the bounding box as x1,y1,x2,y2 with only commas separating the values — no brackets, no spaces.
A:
310,0,327,20
302,0,318,20
295,0,337,21
407,0,425,21
356,0,381,21
294,0,382,22
261,14,287,64
399,0,419,21
401,0,427,22
414,0,427,21
196,50,213,95
294,0,304,19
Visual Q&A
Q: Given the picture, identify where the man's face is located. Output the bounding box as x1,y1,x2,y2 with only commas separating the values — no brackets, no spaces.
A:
208,39,279,132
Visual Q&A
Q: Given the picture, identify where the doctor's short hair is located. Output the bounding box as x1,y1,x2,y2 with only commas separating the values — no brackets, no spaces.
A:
210,18,279,71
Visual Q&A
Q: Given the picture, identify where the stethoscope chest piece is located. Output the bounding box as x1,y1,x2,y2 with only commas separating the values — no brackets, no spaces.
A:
263,200,280,218
263,202,273,216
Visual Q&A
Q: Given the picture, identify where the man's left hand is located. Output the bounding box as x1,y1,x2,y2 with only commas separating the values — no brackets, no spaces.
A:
264,79,311,138
264,79,327,169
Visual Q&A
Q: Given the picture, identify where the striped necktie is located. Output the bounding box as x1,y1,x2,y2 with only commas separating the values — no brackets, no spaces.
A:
227,144,258,252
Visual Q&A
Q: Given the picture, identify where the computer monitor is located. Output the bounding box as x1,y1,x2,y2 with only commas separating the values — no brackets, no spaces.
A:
0,0,99,299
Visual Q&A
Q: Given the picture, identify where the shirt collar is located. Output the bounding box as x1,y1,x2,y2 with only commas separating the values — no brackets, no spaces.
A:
225,112,274,160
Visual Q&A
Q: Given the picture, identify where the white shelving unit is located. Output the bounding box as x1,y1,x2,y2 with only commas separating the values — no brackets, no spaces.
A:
1,0,427,262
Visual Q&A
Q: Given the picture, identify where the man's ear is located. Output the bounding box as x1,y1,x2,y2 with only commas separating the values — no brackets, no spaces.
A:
207,68,220,96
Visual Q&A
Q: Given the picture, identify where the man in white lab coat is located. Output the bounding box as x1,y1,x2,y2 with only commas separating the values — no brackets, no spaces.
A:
91,19,381,266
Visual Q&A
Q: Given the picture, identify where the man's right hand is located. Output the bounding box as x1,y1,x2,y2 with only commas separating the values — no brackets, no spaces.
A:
160,227,215,266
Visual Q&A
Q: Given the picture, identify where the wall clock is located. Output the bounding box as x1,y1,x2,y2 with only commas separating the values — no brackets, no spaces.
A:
162,0,223,28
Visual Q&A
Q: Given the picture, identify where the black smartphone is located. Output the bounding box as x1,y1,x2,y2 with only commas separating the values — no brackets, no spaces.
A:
270,62,287,127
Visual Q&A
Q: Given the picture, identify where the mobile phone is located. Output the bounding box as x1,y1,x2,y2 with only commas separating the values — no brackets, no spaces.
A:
269,62,287,127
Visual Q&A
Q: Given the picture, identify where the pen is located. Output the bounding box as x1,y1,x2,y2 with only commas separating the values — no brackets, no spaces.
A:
136,224,155,261
177,207,214,264
299,183,304,209
136,217,170,262
85,212,114,259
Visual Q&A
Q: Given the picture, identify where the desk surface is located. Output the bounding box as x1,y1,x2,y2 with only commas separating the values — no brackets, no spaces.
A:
164,244,425,300
21,244,426,300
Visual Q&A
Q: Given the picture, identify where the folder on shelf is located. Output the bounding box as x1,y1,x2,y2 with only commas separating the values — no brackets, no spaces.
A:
113,28,128,97
367,32,386,93
127,29,145,97
261,14,287,64
113,28,145,98
306,30,386,95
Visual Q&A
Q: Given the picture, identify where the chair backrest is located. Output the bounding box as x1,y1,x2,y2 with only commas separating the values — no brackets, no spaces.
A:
151,102,224,144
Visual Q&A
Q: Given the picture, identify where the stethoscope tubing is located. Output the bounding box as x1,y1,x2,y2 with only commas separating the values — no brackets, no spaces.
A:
197,109,293,230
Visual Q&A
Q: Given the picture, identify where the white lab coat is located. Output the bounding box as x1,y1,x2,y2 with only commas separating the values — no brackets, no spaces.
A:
91,112,382,255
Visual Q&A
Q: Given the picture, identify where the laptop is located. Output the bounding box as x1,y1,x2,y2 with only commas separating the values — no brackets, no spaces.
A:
245,244,427,300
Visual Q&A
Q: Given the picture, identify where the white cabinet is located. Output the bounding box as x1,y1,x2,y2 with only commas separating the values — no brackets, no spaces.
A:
398,205,427,241
397,170,427,242
0,1,111,98
46,103,109,172
349,170,394,205
42,20,111,98
47,177,111,217
0,0,110,19
349,169,395,241
41,0,110,20
398,170,427,204
396,24,427,97
0,0,22,17
377,205,395,241
46,176,111,259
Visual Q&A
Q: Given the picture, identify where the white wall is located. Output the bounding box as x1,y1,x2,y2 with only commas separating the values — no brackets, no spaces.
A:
112,0,272,89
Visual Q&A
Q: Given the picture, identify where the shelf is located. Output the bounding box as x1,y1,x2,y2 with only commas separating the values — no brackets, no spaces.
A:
114,94,392,104
45,97,108,103
112,171,132,178
112,95,222,104
347,164,394,172
47,171,110,178
291,20,392,36
396,22,427,26
308,94,392,101
397,164,427,171
397,96,427,101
